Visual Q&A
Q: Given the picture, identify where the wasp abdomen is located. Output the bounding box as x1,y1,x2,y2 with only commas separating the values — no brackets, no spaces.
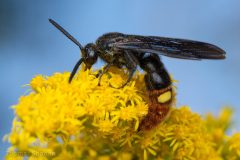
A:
138,53,173,131
139,87,173,131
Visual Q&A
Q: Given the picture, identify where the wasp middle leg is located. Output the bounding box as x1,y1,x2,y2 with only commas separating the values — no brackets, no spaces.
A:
97,62,112,86
110,51,138,89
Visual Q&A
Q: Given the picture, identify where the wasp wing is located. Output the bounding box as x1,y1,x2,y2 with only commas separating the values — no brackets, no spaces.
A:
109,35,226,60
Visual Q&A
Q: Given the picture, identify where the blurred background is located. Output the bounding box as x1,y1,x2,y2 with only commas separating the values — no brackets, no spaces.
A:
1,0,239,158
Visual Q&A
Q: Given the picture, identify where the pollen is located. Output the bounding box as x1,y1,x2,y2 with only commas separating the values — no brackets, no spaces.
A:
158,91,172,103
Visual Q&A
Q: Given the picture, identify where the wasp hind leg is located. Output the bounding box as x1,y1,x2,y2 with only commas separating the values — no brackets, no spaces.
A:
110,51,138,89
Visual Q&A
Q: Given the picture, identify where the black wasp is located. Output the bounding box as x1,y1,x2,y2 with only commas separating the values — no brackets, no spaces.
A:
49,19,226,130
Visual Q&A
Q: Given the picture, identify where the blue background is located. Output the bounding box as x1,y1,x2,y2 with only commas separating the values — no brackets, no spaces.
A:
1,0,240,158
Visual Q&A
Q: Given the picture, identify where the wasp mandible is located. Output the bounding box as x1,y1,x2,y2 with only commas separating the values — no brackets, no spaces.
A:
49,19,226,131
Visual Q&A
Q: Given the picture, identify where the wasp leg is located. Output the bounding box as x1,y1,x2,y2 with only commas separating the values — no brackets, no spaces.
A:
97,63,112,86
110,51,138,89
95,70,102,78
111,67,136,89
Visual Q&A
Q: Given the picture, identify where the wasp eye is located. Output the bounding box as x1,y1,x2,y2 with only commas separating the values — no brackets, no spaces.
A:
89,50,95,57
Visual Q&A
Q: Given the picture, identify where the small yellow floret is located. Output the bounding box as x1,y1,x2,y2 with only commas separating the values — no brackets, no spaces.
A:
4,67,239,160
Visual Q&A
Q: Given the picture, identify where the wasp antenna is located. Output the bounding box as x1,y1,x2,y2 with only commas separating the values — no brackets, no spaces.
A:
69,58,84,83
49,18,84,50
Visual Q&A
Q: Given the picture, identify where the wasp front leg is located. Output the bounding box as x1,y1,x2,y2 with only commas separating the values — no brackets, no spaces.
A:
138,53,173,131
97,63,112,86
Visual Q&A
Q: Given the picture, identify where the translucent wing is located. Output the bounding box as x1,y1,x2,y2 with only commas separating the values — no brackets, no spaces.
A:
108,34,226,60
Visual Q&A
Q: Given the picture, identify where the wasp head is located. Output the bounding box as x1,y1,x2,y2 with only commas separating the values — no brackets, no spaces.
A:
67,43,99,83
81,43,98,70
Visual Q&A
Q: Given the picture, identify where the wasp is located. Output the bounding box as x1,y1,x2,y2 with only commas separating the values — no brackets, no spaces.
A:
49,19,226,131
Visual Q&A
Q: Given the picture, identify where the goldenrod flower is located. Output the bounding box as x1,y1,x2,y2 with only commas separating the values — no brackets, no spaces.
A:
4,67,240,159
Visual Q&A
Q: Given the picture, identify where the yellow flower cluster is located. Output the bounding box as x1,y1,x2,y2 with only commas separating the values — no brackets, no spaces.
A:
5,67,240,160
